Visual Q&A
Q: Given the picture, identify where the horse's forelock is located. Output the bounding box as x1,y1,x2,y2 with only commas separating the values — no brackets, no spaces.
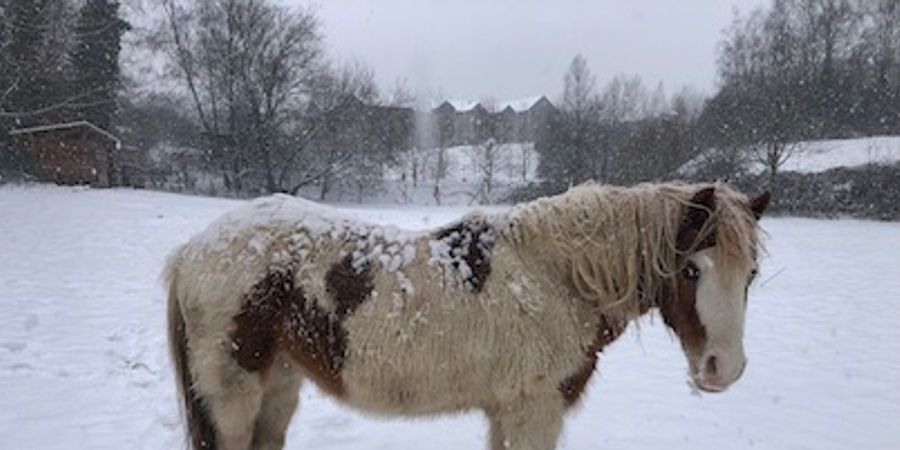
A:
670,183,763,271
703,184,765,273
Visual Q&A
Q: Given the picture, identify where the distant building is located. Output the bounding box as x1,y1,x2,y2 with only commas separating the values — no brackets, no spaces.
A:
520,96,557,142
301,95,556,154
10,121,145,187
428,96,557,146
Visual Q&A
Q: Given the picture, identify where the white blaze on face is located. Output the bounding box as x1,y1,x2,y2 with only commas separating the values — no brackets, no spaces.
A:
691,248,751,391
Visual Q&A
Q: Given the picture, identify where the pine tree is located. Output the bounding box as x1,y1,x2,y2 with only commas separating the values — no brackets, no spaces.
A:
70,0,130,130
6,0,53,125
1,0,70,175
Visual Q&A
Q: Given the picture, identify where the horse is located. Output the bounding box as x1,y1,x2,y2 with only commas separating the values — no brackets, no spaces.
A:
165,181,770,450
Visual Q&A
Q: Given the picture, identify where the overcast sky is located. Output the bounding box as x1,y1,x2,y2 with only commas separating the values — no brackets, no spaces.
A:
286,0,770,103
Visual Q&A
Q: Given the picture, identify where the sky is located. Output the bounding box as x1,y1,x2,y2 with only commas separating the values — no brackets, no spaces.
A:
286,0,771,103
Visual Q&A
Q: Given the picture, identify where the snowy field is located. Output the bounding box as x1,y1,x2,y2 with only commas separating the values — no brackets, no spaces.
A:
1,186,899,449
760,135,900,174
682,135,900,177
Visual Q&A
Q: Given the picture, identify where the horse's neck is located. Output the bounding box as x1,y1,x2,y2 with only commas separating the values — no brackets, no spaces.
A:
503,193,668,326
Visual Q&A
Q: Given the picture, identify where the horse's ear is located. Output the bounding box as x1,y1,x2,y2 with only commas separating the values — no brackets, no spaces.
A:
749,191,770,220
684,186,716,231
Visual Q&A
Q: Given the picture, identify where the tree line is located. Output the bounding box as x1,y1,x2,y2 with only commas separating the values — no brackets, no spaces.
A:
158,0,409,197
534,55,702,191
702,0,900,180
0,0,414,197
3,0,899,200
534,0,900,195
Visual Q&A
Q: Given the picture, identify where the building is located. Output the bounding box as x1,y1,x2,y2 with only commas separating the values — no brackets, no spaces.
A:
429,96,558,146
9,120,144,187
302,94,556,154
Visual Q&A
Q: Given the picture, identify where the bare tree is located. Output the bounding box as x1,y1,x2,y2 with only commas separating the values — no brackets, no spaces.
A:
161,0,322,194
472,98,500,203
431,102,455,205
303,61,381,199
753,141,804,183
599,74,648,123
562,55,597,121
704,3,809,183
645,81,669,117
671,86,706,122
388,78,416,107
536,55,602,186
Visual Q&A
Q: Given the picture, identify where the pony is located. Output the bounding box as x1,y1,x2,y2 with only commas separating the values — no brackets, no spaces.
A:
165,182,770,450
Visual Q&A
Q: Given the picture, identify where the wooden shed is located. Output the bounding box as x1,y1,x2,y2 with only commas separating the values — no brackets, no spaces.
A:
9,120,143,187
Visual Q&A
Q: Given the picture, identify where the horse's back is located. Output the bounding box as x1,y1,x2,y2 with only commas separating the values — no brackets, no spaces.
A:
166,196,331,336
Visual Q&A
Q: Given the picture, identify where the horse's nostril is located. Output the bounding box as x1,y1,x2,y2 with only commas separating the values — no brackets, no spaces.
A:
704,355,719,377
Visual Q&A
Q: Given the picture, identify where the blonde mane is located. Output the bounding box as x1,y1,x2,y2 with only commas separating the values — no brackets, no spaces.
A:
507,182,762,324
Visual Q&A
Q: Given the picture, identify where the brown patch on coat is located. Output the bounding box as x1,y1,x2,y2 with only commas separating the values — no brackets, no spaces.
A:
434,217,496,292
325,253,375,317
281,283,348,397
658,278,707,355
559,318,626,406
231,271,290,373
658,186,717,355
230,267,371,398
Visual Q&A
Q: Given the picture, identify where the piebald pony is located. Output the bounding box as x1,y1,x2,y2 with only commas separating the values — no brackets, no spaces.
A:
166,182,769,450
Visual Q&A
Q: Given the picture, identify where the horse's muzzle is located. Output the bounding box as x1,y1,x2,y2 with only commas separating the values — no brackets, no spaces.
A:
692,358,747,393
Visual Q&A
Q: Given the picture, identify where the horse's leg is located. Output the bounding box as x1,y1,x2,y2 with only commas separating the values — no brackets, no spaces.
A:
194,349,265,450
484,394,565,450
251,357,304,450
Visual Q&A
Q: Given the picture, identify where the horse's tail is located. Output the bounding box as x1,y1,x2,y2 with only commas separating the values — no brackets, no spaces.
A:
166,248,218,450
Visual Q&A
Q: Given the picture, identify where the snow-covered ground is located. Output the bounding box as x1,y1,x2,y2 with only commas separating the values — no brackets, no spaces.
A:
1,186,899,449
762,135,900,174
682,135,900,176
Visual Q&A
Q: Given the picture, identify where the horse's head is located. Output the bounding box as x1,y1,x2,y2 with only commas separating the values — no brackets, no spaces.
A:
659,186,769,393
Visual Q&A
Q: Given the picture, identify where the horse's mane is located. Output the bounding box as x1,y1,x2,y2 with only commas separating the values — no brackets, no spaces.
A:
505,182,762,324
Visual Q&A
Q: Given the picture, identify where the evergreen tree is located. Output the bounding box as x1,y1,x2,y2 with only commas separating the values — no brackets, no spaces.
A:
6,0,53,125
70,0,130,130
1,0,72,176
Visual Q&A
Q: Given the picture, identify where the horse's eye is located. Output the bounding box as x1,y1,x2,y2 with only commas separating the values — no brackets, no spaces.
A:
682,262,700,281
750,268,759,282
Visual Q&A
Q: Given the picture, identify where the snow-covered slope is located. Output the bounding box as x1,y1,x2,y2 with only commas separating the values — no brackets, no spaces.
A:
764,135,900,173
1,186,899,449
683,135,900,176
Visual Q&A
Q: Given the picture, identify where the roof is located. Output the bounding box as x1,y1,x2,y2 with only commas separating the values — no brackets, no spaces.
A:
10,121,122,149
497,96,546,112
434,101,457,114
446,100,481,112
431,96,554,113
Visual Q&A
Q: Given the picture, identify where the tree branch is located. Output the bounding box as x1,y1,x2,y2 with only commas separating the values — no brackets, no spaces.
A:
0,86,108,119
289,152,353,195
